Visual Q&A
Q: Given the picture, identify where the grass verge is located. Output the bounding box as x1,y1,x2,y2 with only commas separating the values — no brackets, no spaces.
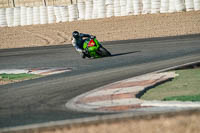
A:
163,95,200,102
0,73,41,85
0,73,38,80
141,68,200,101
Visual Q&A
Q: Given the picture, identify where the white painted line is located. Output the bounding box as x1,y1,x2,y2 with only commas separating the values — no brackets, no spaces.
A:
142,101,200,108
0,69,29,74
155,60,200,73
0,68,72,76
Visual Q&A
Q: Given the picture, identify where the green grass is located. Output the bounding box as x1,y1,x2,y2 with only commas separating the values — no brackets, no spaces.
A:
0,73,40,81
163,95,200,102
141,68,200,102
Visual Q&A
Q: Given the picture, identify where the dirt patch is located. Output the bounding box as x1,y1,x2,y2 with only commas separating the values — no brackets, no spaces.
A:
0,11,200,49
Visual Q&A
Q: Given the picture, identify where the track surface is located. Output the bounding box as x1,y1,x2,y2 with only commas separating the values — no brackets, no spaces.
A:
0,35,200,128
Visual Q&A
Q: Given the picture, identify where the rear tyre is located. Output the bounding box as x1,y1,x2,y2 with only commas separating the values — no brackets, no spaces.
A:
97,47,111,57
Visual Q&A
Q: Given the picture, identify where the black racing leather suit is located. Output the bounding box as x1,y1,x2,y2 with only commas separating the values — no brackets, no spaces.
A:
72,33,92,53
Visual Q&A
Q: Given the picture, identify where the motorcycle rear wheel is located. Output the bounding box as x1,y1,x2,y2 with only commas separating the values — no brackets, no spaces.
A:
97,46,111,57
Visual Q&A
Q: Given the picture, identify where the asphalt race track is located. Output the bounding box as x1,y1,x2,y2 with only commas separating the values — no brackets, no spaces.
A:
0,34,200,128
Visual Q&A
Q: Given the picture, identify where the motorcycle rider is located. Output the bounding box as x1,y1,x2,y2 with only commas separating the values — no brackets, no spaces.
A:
72,31,95,58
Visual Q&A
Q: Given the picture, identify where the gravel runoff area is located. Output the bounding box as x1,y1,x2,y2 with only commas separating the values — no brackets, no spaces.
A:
0,11,200,49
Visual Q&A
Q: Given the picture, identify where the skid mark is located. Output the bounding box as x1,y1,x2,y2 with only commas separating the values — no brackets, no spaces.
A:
56,31,71,44
23,30,55,45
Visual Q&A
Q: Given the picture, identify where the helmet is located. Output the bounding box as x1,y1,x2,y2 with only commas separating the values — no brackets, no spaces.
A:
72,31,80,39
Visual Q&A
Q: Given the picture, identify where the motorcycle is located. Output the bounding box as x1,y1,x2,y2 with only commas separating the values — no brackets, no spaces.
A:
82,37,111,58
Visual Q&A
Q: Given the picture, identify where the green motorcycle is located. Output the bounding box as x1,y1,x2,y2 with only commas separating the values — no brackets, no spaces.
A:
82,37,111,58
